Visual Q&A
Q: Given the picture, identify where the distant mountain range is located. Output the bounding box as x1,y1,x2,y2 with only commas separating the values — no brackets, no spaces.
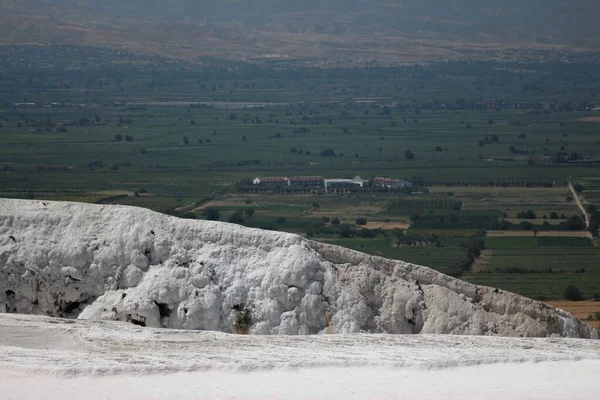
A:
2,0,599,63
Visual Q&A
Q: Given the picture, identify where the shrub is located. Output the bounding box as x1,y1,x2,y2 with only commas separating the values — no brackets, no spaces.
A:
359,228,378,238
331,218,341,225
516,210,536,219
355,217,368,226
564,285,584,301
228,212,245,224
339,224,355,238
233,307,252,334
201,208,220,221
321,148,336,157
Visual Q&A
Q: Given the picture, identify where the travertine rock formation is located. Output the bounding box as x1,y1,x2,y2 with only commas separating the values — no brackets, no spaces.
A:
0,199,597,338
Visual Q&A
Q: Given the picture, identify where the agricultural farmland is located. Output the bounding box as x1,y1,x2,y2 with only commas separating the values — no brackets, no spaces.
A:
1,48,600,302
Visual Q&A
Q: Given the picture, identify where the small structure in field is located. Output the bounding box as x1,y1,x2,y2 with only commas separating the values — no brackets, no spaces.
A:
372,177,413,189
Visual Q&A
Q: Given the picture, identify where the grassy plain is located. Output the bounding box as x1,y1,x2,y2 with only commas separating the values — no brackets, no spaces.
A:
2,56,600,302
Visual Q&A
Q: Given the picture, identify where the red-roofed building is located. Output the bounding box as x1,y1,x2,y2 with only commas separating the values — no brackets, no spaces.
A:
372,177,400,186
253,177,289,185
288,176,324,186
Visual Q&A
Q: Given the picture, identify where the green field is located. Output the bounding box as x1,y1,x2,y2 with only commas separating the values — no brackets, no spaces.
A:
2,49,600,301
464,237,600,300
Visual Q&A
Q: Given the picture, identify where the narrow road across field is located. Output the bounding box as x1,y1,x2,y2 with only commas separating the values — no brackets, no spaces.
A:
569,182,589,230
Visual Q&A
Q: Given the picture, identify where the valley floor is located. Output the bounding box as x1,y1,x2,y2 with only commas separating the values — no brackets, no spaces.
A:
0,314,599,399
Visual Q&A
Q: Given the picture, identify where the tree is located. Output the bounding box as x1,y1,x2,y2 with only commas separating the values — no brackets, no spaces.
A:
355,217,367,226
339,224,355,238
404,150,415,160
331,218,341,225
520,221,534,231
359,228,378,238
201,208,220,221
564,285,584,301
228,212,245,224
244,207,255,218
125,135,134,142
321,148,336,157
182,212,196,219
573,183,584,193
114,133,123,141
183,136,189,145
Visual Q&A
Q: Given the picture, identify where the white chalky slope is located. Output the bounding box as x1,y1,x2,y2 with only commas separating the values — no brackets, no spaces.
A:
0,199,597,338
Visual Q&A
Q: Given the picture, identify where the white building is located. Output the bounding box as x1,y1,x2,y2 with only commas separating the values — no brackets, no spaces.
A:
324,176,366,190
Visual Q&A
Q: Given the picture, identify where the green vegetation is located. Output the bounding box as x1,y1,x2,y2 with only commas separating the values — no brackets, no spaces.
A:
1,47,600,301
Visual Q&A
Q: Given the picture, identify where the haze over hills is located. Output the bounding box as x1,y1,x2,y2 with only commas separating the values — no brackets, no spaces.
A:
2,0,600,63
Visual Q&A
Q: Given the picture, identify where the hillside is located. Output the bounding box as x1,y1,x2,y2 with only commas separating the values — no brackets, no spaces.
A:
1,0,600,63
1,199,598,338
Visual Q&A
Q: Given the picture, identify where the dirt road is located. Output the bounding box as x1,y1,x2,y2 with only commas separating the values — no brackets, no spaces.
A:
569,182,589,230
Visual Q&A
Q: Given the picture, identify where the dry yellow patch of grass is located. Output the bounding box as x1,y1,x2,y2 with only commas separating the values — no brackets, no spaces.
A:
363,221,410,230
579,117,600,123
471,250,493,273
546,301,600,329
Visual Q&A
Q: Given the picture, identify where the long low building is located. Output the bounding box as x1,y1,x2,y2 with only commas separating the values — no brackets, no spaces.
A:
252,177,289,185
324,176,368,189
253,175,411,189
252,176,324,186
